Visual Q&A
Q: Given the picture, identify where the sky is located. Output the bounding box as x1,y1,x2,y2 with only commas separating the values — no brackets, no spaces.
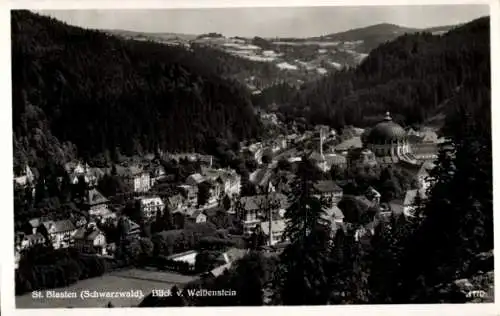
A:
37,5,490,38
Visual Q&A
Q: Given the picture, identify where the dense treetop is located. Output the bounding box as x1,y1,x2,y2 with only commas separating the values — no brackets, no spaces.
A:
279,17,490,130
11,10,263,170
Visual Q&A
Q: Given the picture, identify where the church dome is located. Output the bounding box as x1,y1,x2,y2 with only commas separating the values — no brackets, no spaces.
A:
367,112,407,144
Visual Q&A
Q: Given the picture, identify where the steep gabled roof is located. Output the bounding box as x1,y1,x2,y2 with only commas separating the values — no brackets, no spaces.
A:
115,165,146,177
43,219,76,233
189,209,205,219
29,218,41,228
73,226,105,241
209,262,232,278
186,173,205,185
313,180,342,193
23,233,45,242
86,188,109,206
335,136,362,151
260,220,286,235
239,193,288,211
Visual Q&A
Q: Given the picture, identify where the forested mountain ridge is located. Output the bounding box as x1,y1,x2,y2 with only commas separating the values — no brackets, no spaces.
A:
280,16,490,130
308,23,459,52
11,10,263,172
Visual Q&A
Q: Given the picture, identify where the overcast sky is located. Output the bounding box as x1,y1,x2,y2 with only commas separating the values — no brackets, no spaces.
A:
36,5,490,38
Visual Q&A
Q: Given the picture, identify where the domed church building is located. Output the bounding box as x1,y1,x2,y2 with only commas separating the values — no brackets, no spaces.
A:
363,112,418,165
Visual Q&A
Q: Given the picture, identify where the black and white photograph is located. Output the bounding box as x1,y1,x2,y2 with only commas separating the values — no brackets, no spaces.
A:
7,1,496,311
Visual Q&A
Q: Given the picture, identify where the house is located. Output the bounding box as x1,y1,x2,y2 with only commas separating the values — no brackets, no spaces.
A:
201,167,241,197
206,262,233,278
308,151,347,173
312,180,343,206
86,168,106,187
14,165,35,188
409,130,441,161
28,218,42,234
335,136,362,154
186,173,218,206
249,167,274,192
219,248,248,264
165,250,198,273
203,248,248,278
73,216,88,228
72,224,107,255
42,219,77,249
64,161,87,176
178,185,198,207
115,165,151,193
341,126,365,140
168,250,198,265
202,180,223,207
135,196,165,220
19,233,46,250
324,154,347,169
167,194,186,212
236,193,288,235
83,188,110,217
149,164,167,186
324,205,345,224
198,155,214,168
128,219,142,237
186,173,205,186
187,209,207,224
260,219,287,246
65,162,103,187
354,222,377,243
347,148,378,168
118,217,141,238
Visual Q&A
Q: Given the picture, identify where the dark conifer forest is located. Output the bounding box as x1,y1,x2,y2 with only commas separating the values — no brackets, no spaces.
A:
11,10,263,171
279,17,490,130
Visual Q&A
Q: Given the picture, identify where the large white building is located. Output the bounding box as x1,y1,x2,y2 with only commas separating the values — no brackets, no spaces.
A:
135,196,165,219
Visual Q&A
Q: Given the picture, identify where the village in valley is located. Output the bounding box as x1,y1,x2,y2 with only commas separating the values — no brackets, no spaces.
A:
14,107,443,306
11,7,492,309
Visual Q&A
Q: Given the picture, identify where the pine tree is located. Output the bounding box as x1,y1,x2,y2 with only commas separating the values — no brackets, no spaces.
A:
276,157,331,305
396,79,492,303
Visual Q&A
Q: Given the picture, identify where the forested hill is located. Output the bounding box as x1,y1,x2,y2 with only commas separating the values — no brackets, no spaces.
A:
282,16,490,130
11,10,263,171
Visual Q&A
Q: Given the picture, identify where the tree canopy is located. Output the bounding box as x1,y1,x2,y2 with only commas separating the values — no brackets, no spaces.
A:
11,10,263,170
